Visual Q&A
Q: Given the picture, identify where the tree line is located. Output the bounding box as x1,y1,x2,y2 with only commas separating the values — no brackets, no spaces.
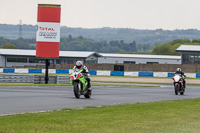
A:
0,36,199,55
0,36,152,53
1,24,200,46
151,39,200,55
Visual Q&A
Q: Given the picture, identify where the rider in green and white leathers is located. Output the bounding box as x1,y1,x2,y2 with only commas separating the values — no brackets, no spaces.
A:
73,61,91,90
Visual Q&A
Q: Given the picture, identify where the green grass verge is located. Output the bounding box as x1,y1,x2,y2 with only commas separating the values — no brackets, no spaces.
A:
92,84,158,87
0,98,200,133
93,80,200,86
0,83,157,87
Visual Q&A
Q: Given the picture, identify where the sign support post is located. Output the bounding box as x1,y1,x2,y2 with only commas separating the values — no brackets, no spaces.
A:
36,4,61,84
45,59,49,84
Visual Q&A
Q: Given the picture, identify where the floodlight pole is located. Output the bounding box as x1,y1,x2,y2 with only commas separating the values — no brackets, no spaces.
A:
45,59,49,84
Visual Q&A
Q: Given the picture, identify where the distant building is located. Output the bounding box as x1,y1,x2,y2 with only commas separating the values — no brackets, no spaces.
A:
0,49,181,67
98,53,181,64
0,49,101,67
176,45,200,64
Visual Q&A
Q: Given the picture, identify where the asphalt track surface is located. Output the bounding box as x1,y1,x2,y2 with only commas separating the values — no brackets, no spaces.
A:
0,84,200,115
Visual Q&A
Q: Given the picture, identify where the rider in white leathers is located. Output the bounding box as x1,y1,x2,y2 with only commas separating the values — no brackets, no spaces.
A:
174,68,186,88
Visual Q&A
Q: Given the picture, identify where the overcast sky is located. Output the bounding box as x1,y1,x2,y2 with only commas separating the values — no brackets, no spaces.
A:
0,0,200,30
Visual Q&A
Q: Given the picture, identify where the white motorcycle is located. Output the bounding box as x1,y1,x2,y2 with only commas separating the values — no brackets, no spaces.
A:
172,74,185,95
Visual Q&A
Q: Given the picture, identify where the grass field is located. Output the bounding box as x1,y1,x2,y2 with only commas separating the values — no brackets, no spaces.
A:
0,99,200,133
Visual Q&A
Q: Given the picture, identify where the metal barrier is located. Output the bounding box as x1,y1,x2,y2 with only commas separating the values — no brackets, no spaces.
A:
0,74,70,84
57,75,71,84
0,74,34,83
34,76,57,84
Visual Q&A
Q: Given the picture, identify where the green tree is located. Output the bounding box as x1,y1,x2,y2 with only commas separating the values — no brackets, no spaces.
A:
118,50,127,54
0,44,18,49
192,39,200,43
170,43,181,55
151,43,171,55
170,39,190,45
151,39,200,55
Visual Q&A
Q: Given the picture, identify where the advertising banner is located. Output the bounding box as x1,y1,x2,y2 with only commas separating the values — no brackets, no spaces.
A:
36,22,60,42
36,4,61,58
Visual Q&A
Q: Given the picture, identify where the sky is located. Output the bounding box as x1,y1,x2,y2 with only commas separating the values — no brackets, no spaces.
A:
0,0,200,30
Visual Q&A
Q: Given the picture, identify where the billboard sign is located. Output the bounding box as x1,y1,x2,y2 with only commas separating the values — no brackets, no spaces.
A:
36,4,61,58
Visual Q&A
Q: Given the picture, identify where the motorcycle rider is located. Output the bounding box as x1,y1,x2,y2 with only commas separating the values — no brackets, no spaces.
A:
174,68,186,88
73,61,91,90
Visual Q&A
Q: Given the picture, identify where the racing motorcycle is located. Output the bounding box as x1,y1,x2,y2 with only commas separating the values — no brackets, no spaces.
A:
172,74,185,95
70,69,91,99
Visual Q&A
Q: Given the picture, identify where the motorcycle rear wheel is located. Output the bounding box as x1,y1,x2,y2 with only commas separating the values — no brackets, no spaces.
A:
74,82,80,98
84,90,91,98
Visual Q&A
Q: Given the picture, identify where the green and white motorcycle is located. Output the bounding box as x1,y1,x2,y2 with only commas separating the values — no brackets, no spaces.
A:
70,70,91,99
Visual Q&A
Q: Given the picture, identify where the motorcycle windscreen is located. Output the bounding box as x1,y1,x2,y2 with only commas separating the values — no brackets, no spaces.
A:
174,75,180,82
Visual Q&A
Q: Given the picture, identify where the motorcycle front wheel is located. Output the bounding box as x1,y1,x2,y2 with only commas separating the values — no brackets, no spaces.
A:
74,82,81,98
175,84,179,95
180,89,185,95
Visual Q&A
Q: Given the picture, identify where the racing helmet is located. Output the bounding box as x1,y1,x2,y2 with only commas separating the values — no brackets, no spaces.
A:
76,61,83,69
176,68,181,74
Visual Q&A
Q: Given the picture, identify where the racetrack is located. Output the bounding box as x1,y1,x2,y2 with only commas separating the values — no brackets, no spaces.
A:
0,85,200,115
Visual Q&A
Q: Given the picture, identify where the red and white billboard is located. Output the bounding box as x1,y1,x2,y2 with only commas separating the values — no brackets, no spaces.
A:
36,4,61,58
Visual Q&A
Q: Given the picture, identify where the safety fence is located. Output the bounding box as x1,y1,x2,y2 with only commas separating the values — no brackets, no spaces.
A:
0,74,34,83
0,68,200,78
0,74,70,84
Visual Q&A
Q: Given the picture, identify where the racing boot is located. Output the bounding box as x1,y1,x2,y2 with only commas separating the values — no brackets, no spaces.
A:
86,78,92,91
183,80,186,88
88,84,92,91
183,83,186,88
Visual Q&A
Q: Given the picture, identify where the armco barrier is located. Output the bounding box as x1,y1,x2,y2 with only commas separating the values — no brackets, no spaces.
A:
29,69,42,73
124,72,138,77
139,72,153,77
111,71,124,76
56,69,69,74
185,73,196,78
3,68,15,73
15,68,29,73
42,69,56,74
0,68,200,78
153,72,168,77
89,70,97,75
196,73,200,78
168,73,175,77
96,70,110,76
